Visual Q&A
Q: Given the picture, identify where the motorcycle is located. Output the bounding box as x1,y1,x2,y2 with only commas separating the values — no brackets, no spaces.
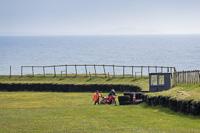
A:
100,94,117,105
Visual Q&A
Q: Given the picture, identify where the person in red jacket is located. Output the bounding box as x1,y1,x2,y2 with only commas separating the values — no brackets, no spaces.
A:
92,90,101,105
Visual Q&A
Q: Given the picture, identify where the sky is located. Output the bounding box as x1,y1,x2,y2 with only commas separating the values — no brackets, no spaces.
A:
0,0,200,35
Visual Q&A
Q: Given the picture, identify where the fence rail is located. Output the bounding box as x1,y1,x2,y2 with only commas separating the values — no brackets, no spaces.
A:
174,70,200,84
20,64,176,78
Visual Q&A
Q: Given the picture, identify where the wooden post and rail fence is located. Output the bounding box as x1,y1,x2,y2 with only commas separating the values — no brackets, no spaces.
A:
7,65,200,85
19,64,176,78
174,70,200,84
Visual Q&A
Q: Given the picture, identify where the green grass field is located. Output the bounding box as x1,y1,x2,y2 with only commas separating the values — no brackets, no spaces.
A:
0,74,149,91
1,92,200,133
147,84,200,102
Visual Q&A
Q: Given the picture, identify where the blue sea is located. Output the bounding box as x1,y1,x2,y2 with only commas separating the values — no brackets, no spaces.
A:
0,35,200,75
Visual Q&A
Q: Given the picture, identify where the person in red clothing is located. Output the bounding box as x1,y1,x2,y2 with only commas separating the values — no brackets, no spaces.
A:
92,90,101,105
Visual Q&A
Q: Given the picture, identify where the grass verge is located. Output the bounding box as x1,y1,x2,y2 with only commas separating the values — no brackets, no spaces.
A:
146,83,200,102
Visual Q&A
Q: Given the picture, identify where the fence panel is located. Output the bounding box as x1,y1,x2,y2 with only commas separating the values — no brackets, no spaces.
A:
20,64,176,78
174,70,200,84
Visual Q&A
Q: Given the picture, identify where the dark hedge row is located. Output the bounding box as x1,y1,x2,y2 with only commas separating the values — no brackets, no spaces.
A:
0,83,141,92
142,95,200,116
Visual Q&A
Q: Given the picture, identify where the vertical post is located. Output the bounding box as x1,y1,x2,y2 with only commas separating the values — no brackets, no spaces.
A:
21,66,23,77
186,71,188,84
108,72,110,79
196,71,198,84
135,72,137,80
103,65,106,77
185,71,187,83
54,66,56,77
85,65,88,77
174,72,176,84
43,66,45,77
178,72,180,84
32,66,34,77
123,66,125,78
189,71,190,84
61,71,63,79
161,66,163,73
94,64,97,77
75,64,77,76
66,65,67,77
113,65,115,77
170,67,172,73
148,66,150,75
10,66,11,78
132,66,134,78
155,66,157,73
89,72,91,80
173,71,176,84
198,70,200,84
167,67,169,73
174,67,176,73
141,66,143,77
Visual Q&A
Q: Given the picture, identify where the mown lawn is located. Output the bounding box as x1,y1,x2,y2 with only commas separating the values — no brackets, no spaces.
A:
0,92,200,133
0,74,149,91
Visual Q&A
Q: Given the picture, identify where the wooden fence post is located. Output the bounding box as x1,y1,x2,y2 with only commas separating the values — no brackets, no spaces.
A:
65,65,67,77
174,72,177,84
94,64,97,77
167,67,169,73
189,71,191,84
132,66,134,77
186,71,188,84
85,65,88,77
198,70,200,84
174,67,176,73
103,65,106,77
184,71,186,83
113,65,115,77
21,66,23,77
108,72,110,79
141,66,143,77
155,66,157,73
170,67,172,73
32,66,34,77
123,66,125,78
197,71,199,84
135,72,137,80
43,66,45,77
161,66,163,73
75,64,77,76
54,66,56,77
197,70,200,83
10,66,11,78
148,66,150,75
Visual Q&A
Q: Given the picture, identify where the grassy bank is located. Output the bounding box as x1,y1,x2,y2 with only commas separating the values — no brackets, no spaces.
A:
0,92,200,133
0,74,149,91
147,84,200,102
